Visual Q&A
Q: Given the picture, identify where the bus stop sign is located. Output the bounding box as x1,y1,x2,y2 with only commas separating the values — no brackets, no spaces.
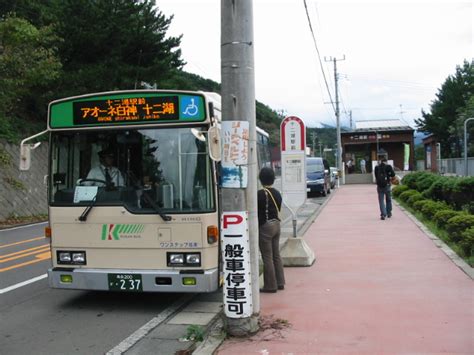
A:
280,116,306,209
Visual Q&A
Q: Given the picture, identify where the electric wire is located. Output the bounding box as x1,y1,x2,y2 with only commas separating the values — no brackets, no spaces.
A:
303,0,336,115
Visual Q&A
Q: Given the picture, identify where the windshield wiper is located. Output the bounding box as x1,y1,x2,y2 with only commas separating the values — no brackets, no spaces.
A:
140,191,172,222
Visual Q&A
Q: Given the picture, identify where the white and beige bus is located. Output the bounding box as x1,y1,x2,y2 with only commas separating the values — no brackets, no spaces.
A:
21,90,271,293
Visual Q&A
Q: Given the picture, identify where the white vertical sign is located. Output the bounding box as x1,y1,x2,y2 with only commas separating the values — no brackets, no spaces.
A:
280,116,307,209
221,121,249,188
221,211,252,318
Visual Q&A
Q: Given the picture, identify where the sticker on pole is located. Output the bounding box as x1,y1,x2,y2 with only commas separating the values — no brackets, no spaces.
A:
221,211,252,318
221,121,249,188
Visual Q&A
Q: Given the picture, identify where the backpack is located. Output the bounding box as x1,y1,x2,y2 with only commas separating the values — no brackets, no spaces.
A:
376,164,388,188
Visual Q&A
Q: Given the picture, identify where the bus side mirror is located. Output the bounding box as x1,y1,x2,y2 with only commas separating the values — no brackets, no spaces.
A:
208,126,221,162
20,142,41,171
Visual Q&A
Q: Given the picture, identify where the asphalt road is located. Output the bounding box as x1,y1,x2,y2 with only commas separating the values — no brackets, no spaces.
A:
0,223,186,355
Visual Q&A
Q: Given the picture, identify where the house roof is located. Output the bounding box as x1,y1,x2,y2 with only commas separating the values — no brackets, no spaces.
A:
353,119,413,132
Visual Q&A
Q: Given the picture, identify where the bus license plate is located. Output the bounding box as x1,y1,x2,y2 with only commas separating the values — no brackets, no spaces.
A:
108,273,143,292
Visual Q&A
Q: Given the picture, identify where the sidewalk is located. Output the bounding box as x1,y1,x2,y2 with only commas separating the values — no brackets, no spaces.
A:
216,184,474,354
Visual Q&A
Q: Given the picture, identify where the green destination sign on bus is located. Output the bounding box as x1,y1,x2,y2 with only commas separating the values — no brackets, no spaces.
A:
49,92,206,128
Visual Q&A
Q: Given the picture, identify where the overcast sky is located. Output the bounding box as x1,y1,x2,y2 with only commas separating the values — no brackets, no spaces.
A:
157,0,473,129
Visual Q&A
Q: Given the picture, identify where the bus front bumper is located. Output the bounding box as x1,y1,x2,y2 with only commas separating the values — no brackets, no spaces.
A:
48,267,219,293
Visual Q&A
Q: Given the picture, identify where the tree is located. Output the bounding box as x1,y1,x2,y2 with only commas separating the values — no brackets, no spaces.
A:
0,16,62,140
415,60,474,158
54,0,184,96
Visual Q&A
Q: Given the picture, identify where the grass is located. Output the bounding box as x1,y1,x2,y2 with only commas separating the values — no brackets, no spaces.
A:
396,198,474,267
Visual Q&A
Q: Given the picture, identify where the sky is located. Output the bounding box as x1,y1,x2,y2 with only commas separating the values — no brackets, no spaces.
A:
157,0,473,129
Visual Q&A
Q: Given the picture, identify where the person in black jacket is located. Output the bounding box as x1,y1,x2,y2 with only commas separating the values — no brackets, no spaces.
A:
257,167,285,293
374,157,396,220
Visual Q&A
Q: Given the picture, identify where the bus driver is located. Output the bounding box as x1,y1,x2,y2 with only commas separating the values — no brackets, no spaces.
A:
86,148,125,187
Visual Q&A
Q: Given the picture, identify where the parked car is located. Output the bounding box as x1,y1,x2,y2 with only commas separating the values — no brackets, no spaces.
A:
329,167,338,189
306,157,331,196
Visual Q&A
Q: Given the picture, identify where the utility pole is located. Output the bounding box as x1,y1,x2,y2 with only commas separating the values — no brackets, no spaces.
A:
325,56,345,184
221,0,259,335
311,131,317,156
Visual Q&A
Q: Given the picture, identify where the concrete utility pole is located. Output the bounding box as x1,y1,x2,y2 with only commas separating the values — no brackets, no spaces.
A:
325,56,345,183
221,0,259,335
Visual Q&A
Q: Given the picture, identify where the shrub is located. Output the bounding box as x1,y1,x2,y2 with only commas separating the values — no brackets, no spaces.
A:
402,171,430,190
433,209,461,229
407,192,424,206
413,199,431,212
459,227,474,257
416,173,441,192
392,184,409,197
399,189,419,203
452,177,474,211
446,214,474,242
420,200,448,219
422,179,445,201
440,177,459,208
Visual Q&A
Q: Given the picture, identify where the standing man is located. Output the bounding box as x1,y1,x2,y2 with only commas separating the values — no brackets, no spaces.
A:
374,157,395,220
360,158,366,173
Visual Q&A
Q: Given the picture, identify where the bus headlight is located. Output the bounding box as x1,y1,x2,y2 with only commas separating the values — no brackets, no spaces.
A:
186,253,201,265
168,253,185,265
58,252,72,263
167,252,201,267
72,252,86,264
57,251,86,265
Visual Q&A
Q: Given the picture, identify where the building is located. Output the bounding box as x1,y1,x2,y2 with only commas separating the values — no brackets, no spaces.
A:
422,134,440,172
341,119,415,174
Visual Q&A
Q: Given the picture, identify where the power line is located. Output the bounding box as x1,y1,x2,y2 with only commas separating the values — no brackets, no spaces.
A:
303,0,336,115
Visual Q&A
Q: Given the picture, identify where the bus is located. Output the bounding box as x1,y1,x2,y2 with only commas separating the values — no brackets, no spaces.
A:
21,90,271,293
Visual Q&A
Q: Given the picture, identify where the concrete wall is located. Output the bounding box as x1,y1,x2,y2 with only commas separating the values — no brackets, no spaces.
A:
0,140,48,221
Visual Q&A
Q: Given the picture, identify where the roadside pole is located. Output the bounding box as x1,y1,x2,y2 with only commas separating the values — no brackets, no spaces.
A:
221,0,259,335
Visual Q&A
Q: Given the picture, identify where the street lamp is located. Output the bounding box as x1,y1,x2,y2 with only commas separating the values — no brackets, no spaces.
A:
464,117,474,176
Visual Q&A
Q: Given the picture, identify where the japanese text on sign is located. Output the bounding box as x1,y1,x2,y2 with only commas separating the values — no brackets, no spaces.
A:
221,121,249,188
221,212,252,318
73,96,179,125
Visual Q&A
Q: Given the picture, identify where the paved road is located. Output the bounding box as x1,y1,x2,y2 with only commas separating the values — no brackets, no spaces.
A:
0,223,186,355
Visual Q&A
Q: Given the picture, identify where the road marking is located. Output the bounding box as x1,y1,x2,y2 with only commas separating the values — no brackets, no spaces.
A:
0,250,51,272
0,236,46,249
0,244,50,262
106,294,195,355
0,273,48,294
0,221,48,232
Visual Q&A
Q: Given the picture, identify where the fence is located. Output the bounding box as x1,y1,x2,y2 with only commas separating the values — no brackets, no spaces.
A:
416,158,474,176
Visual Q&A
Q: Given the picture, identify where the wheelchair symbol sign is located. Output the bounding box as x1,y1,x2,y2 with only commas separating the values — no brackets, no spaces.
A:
181,96,200,118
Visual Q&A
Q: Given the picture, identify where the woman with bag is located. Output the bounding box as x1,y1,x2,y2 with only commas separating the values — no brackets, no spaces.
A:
257,167,285,293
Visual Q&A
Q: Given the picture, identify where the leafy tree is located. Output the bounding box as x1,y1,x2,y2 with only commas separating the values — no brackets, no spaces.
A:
415,60,474,158
54,0,184,96
0,16,62,141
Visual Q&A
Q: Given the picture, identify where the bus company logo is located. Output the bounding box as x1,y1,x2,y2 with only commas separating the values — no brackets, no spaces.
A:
101,224,145,240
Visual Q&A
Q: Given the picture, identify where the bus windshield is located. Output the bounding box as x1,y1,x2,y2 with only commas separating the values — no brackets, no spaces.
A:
50,127,215,213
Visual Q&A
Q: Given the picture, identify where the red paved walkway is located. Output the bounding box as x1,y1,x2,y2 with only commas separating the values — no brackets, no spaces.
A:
217,184,473,354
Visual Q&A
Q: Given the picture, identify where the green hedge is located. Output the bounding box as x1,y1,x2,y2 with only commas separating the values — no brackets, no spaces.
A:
420,200,448,219
446,214,474,242
399,189,419,203
433,210,461,228
392,184,409,197
402,172,474,213
460,227,474,256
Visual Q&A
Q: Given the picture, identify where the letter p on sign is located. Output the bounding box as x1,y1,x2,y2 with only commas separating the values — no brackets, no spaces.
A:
222,214,243,229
